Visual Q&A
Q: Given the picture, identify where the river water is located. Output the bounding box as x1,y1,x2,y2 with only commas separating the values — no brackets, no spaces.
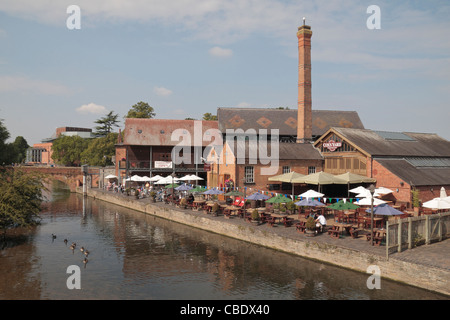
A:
0,184,446,300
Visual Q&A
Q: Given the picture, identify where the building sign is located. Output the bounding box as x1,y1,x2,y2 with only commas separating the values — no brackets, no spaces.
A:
203,163,211,172
323,140,342,152
154,161,173,169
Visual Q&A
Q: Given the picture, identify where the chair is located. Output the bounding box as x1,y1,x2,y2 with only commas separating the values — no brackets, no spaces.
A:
295,221,306,233
223,208,232,218
349,227,359,239
283,216,294,227
328,226,340,238
267,217,276,227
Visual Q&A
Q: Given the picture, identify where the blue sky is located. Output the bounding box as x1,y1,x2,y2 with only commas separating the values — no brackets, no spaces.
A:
0,0,449,145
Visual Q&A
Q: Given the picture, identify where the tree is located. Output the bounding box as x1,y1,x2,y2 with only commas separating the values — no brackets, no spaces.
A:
0,119,10,165
94,111,120,137
202,113,217,121
11,136,29,163
81,133,118,166
125,101,155,119
51,135,89,166
0,168,47,239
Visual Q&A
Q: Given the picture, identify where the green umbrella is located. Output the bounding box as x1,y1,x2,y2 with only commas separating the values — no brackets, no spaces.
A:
189,186,207,193
165,183,179,189
326,200,359,210
266,194,293,203
224,190,245,197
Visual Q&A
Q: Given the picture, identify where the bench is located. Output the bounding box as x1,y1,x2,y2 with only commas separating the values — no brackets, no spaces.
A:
295,222,306,233
328,226,340,238
349,227,359,239
283,217,294,227
267,217,276,227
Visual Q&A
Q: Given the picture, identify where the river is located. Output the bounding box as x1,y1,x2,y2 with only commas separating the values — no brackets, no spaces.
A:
0,183,446,300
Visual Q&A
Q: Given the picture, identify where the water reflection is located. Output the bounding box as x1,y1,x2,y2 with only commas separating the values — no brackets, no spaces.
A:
0,191,447,300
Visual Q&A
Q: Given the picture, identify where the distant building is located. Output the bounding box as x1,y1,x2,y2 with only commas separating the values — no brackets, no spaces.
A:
26,127,94,165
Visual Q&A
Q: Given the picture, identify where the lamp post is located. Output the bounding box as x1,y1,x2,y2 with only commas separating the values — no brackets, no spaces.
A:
369,184,375,246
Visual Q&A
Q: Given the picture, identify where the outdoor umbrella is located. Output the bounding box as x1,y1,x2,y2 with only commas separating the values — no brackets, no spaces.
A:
349,186,367,194
335,172,376,197
149,175,164,182
355,197,386,206
294,198,325,207
365,203,403,216
422,197,450,210
165,183,180,189
175,184,193,191
266,194,292,203
131,175,143,182
179,174,204,181
375,187,393,195
189,186,207,193
326,200,359,210
440,187,448,199
268,171,306,196
202,188,224,195
224,190,244,197
245,192,270,201
104,174,118,179
294,171,346,193
298,189,324,199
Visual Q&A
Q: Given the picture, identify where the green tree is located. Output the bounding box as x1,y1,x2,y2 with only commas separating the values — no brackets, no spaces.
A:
94,111,120,137
0,119,11,165
0,168,47,239
11,136,29,163
51,135,89,166
81,133,118,166
125,101,155,119
202,113,217,121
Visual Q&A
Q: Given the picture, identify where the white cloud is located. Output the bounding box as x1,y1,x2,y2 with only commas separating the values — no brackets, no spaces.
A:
76,103,108,114
0,75,71,95
209,46,233,58
153,86,173,96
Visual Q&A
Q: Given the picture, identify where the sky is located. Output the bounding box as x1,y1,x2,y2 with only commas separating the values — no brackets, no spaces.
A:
0,0,449,146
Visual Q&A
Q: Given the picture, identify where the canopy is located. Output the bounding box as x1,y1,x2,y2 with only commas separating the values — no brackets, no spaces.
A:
298,189,324,199
355,189,381,198
131,175,144,182
245,192,270,201
365,203,403,216
140,176,152,182
355,197,386,206
104,174,118,179
422,198,450,210
294,198,325,207
375,187,393,195
327,200,359,210
349,186,368,194
202,188,224,195
175,184,193,191
335,172,376,184
165,183,179,189
266,194,292,203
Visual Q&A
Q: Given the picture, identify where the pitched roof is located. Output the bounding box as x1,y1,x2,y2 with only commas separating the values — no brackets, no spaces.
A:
376,158,450,186
225,140,323,161
329,127,450,157
122,118,219,146
217,108,364,137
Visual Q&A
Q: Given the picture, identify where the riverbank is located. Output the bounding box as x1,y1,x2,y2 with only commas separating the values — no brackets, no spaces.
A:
78,187,450,297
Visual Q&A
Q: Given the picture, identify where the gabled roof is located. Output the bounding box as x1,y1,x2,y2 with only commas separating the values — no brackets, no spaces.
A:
217,108,364,137
320,127,450,157
122,118,219,146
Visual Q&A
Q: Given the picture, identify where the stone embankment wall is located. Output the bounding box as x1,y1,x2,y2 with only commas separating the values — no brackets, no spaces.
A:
79,188,450,296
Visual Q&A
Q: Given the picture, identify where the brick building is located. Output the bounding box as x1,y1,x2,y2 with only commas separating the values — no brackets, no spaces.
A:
115,118,218,183
314,127,450,206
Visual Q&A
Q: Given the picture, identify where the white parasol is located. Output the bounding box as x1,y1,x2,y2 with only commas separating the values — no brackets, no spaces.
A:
422,198,450,210
298,189,324,199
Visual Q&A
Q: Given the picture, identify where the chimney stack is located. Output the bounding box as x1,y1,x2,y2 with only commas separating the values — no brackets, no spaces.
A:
296,20,313,143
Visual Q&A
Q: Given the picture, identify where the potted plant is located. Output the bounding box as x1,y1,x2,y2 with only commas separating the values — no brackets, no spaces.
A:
211,202,219,216
150,191,157,202
286,201,296,214
125,188,131,196
251,209,260,225
305,216,316,237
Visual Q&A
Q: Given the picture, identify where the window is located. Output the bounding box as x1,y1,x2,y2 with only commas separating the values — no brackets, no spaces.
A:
282,166,291,174
245,166,254,183
308,166,316,174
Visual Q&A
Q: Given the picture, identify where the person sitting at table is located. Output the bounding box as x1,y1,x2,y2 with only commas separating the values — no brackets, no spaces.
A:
315,213,327,233
187,194,194,204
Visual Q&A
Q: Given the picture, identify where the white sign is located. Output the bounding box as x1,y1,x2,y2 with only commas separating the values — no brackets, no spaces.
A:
154,161,173,169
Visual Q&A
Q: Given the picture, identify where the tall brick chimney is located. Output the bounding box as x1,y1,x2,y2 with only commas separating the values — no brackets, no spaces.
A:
296,19,313,143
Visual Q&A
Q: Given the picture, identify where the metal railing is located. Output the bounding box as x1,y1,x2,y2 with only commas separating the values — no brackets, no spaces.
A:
386,211,450,258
